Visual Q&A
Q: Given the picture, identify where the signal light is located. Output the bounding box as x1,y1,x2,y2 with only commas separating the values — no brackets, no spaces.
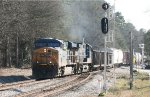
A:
102,3,109,10
101,17,108,34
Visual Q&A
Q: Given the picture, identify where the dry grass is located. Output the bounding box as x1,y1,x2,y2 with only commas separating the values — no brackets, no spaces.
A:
104,72,150,97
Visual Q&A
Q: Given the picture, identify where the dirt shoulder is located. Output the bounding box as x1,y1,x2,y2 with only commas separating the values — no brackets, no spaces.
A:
0,68,32,77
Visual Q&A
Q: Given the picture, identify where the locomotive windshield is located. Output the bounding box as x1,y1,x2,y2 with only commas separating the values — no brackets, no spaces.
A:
34,39,61,48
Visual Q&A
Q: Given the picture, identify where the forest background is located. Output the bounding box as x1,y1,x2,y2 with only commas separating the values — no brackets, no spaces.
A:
0,0,148,68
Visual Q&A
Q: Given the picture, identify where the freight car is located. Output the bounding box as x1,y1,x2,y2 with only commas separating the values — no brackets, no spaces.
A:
110,48,123,66
123,51,130,65
99,48,113,67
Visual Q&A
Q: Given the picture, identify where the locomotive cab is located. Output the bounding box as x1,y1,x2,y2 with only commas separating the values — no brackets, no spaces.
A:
32,38,61,79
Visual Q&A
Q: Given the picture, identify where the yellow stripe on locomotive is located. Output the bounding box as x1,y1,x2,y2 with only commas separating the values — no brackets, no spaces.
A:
32,48,58,65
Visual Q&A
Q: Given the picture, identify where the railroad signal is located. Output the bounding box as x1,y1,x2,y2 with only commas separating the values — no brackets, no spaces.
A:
101,3,109,34
101,2,109,93
102,3,109,10
101,17,108,34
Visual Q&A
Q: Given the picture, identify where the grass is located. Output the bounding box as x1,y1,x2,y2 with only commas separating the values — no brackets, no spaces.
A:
103,72,150,97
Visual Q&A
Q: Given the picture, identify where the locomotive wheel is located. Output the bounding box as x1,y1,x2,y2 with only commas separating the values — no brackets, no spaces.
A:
58,67,65,76
88,64,93,72
73,66,77,75
52,64,58,78
61,68,64,76
79,64,83,74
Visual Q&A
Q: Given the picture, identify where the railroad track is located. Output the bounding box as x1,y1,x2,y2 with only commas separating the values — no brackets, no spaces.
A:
0,75,75,92
14,72,92,97
0,79,35,91
0,75,79,97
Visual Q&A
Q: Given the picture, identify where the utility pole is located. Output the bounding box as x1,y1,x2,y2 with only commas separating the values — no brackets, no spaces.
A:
16,32,19,68
129,31,133,89
112,0,116,48
142,45,144,66
112,0,116,89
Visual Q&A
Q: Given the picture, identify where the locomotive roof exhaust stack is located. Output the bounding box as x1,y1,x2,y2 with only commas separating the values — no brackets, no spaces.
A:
82,37,85,44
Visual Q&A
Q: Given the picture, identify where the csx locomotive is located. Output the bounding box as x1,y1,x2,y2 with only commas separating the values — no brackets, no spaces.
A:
32,38,141,79
32,38,97,79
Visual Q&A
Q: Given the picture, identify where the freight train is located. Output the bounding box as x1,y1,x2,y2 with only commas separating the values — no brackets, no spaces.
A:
32,38,141,79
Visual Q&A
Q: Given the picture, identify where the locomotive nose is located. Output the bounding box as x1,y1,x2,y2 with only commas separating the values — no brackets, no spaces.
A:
48,56,51,60
48,56,52,63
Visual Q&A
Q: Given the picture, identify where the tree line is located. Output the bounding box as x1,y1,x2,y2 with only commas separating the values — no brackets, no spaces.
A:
0,0,146,68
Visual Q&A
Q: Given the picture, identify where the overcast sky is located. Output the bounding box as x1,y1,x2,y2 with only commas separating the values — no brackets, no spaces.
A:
105,0,150,31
